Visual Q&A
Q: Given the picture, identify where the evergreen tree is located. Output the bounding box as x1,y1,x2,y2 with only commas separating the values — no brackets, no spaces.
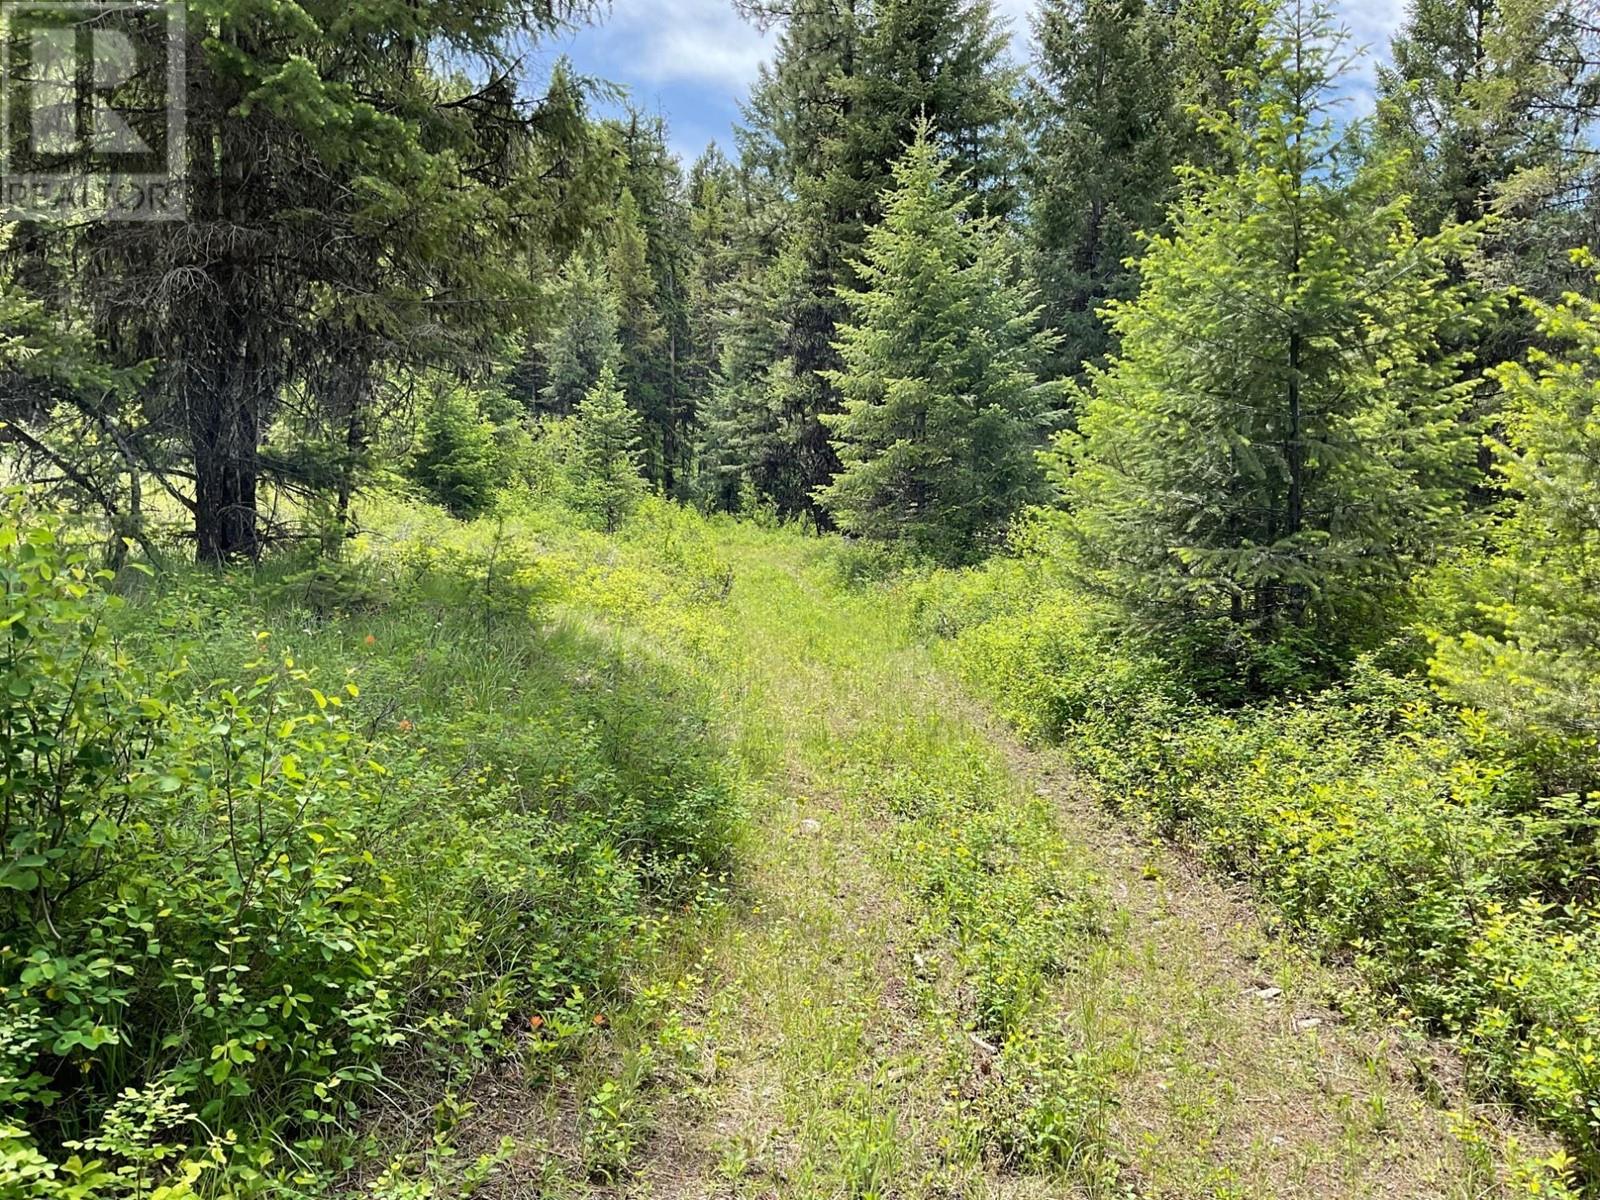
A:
46,4,616,561
817,127,1056,563
1026,0,1184,377
694,168,790,513
685,147,741,461
1056,1,1488,688
609,187,671,485
410,386,502,519
567,364,648,533
1431,259,1600,790
1378,0,1600,305
730,0,1019,524
541,259,621,417
616,115,698,494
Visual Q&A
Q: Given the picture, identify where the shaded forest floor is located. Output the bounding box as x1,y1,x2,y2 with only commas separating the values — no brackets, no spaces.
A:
441,519,1549,1199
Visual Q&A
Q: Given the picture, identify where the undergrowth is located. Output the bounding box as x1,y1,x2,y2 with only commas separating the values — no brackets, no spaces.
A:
913,566,1597,1196
0,492,741,1198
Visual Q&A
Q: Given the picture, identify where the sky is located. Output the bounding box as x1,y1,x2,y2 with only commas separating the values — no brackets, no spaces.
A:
544,0,1412,166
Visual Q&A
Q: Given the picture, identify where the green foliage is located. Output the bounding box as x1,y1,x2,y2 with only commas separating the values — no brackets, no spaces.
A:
0,495,737,1196
1377,0,1600,312
817,127,1057,564
566,365,648,533
1055,1,1488,691
1024,0,1188,377
1432,262,1600,793
541,259,622,417
408,385,504,518
933,550,1600,1187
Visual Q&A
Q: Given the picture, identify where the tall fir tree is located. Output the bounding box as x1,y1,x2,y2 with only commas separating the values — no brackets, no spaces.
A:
685,147,741,463
1026,0,1183,377
1378,0,1600,306
728,0,1020,524
539,258,621,418
817,127,1057,563
40,3,615,561
1055,0,1489,690
609,187,671,483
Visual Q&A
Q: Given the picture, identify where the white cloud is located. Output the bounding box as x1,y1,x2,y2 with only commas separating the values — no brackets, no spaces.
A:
573,0,776,90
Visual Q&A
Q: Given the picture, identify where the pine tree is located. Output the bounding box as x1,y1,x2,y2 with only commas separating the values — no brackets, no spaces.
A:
1431,258,1600,789
1055,0,1488,688
567,364,648,533
541,259,621,418
817,127,1056,564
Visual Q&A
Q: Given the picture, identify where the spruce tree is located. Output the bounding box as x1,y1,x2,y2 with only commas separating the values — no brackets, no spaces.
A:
731,0,1018,524
817,127,1056,564
609,187,671,485
1056,0,1488,688
1431,260,1600,788
541,259,621,418
1026,0,1184,377
567,364,648,534
44,5,616,561
1378,0,1600,305
410,387,502,519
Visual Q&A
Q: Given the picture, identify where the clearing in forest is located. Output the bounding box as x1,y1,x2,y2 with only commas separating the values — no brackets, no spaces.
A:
456,521,1545,1200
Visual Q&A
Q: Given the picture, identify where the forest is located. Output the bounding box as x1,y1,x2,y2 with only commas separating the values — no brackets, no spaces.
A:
3,0,1600,1196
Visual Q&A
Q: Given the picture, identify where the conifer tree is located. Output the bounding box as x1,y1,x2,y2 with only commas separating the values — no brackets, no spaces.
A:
1378,0,1600,304
1026,0,1184,376
44,4,616,561
541,259,621,418
567,364,648,533
609,188,671,484
817,127,1056,563
1024,0,1268,379
731,0,1018,524
1056,1,1487,687
410,387,502,519
1431,259,1600,788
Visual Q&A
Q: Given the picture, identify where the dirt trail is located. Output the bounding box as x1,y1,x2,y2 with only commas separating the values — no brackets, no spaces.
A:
466,531,1546,1199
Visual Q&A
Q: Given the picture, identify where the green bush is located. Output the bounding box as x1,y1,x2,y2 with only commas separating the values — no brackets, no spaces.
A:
937,574,1600,1188
0,500,737,1196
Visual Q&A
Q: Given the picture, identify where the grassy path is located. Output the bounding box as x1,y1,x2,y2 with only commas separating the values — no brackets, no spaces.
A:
474,522,1543,1199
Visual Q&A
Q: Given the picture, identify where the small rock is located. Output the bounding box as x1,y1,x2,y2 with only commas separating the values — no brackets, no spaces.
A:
1253,985,1283,1000
1294,1016,1323,1032
798,818,822,835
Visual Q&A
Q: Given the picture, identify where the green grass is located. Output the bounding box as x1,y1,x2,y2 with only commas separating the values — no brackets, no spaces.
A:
0,492,1562,1200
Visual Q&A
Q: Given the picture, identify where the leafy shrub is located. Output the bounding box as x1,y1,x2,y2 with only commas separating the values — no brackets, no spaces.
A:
937,576,1600,1186
0,499,738,1196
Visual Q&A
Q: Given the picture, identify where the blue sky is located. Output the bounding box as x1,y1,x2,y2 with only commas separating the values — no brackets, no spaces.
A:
543,0,1411,165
